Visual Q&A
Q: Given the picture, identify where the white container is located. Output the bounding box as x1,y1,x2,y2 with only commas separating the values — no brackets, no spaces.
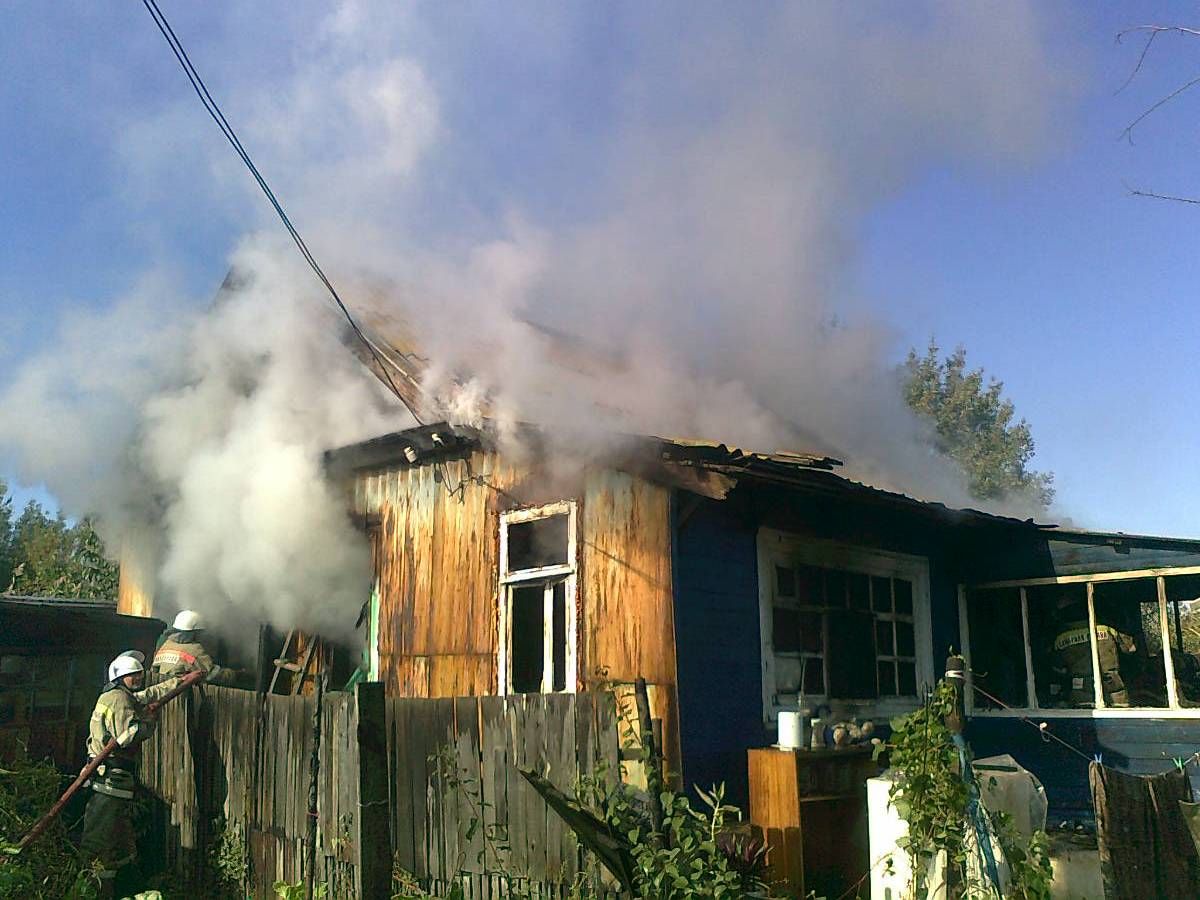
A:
777,710,805,749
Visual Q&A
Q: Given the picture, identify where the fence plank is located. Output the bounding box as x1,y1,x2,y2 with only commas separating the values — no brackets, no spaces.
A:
479,696,509,884
144,687,620,898
454,695,485,877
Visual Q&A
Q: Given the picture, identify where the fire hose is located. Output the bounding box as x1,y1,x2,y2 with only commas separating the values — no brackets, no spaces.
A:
7,667,207,856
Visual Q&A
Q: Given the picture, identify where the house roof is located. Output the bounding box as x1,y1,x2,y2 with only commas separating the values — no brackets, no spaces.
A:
325,422,1200,559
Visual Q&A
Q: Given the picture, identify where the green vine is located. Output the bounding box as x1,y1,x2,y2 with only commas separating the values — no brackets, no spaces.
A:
878,680,1053,899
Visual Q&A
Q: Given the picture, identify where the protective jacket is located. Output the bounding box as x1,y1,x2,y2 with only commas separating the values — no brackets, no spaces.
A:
87,676,182,774
81,675,181,877
152,631,234,683
1053,619,1134,706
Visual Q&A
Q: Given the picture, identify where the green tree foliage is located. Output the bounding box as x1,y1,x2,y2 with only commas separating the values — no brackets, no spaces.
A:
904,342,1054,510
0,479,119,600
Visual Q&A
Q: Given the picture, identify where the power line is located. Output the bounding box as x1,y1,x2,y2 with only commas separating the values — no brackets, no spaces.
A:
137,0,425,425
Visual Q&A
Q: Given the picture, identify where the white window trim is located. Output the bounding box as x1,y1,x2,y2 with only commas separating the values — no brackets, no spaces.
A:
498,501,578,695
757,529,933,723
960,568,1200,719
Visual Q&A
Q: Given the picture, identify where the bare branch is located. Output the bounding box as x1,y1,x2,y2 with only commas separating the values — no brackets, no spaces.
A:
1115,28,1159,95
1121,72,1200,143
1126,183,1200,205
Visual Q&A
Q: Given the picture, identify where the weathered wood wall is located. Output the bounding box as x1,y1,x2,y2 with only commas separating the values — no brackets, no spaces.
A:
140,685,622,897
350,451,679,769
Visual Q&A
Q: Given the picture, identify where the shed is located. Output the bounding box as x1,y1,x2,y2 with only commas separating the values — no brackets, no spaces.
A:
0,595,165,768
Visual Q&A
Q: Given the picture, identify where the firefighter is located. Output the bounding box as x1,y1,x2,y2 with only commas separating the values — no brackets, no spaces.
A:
80,653,183,898
1051,595,1135,707
151,609,237,684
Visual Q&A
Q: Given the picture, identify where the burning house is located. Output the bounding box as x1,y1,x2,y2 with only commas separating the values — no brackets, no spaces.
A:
215,415,1196,823
100,293,1200,841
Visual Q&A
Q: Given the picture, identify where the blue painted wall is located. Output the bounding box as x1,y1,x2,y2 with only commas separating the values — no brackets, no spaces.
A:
670,483,965,808
669,479,1200,820
672,494,768,807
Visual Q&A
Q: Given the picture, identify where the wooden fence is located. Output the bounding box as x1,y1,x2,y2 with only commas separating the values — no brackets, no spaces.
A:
140,685,621,898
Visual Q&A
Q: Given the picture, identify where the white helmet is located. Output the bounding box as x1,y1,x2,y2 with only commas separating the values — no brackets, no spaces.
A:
108,653,145,683
117,649,145,665
172,609,203,631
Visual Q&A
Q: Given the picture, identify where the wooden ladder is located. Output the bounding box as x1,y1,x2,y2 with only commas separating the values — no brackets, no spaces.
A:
267,629,321,695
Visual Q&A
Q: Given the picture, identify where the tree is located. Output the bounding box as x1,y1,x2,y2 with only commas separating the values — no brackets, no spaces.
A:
903,341,1054,510
0,483,120,600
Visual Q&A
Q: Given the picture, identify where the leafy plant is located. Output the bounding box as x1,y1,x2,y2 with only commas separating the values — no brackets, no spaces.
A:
208,820,248,889
0,749,102,899
273,880,327,900
879,679,1054,899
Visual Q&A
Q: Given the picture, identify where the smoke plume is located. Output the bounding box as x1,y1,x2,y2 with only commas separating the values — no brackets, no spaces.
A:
0,2,1074,634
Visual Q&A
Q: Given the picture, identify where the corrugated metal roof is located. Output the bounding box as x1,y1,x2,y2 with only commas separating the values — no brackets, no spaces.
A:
325,422,1200,550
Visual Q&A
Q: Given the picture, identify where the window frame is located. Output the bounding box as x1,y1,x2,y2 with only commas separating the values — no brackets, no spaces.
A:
757,529,934,723
497,500,578,695
960,566,1200,718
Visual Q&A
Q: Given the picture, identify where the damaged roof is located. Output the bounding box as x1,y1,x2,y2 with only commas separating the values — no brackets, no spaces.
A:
324,422,1200,557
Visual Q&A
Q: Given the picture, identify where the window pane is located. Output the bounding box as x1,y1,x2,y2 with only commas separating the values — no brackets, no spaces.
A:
802,658,825,695
775,657,801,697
825,570,847,608
507,514,568,571
1026,584,1089,708
1165,575,1200,707
796,565,823,606
875,620,894,655
894,579,914,615
871,576,892,612
510,585,545,693
827,609,878,699
776,565,796,598
772,607,801,653
898,661,917,696
965,588,1027,709
896,621,915,658
848,573,870,610
798,611,823,654
878,660,897,696
552,581,567,692
1093,579,1166,708
830,573,849,609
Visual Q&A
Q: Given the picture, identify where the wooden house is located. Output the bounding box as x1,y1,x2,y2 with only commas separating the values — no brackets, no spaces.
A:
315,421,1200,818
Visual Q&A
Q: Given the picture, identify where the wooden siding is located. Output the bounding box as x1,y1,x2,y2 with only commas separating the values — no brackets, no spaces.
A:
579,470,676,686
349,453,680,771
355,453,517,696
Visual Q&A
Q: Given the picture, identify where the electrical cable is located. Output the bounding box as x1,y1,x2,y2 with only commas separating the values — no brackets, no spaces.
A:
968,680,1094,764
137,0,424,425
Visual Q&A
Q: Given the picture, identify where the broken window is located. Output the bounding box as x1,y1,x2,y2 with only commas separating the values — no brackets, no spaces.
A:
764,538,927,719
500,502,577,695
963,587,1028,709
1165,575,1200,707
964,571,1200,713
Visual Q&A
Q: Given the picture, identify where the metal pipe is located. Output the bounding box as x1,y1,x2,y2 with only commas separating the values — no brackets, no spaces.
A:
13,668,205,855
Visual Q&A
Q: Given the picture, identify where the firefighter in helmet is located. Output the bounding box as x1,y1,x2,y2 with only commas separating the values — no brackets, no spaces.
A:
80,652,183,897
151,609,238,684
1051,594,1135,707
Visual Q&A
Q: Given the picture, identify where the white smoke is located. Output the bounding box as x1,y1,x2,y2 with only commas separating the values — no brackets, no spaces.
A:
0,2,1074,633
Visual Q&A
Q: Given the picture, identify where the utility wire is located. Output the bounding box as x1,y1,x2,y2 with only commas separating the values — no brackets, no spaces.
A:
968,681,1094,765
138,0,424,425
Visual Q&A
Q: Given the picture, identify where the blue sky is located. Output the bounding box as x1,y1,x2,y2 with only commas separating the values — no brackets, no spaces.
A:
3,3,1200,536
